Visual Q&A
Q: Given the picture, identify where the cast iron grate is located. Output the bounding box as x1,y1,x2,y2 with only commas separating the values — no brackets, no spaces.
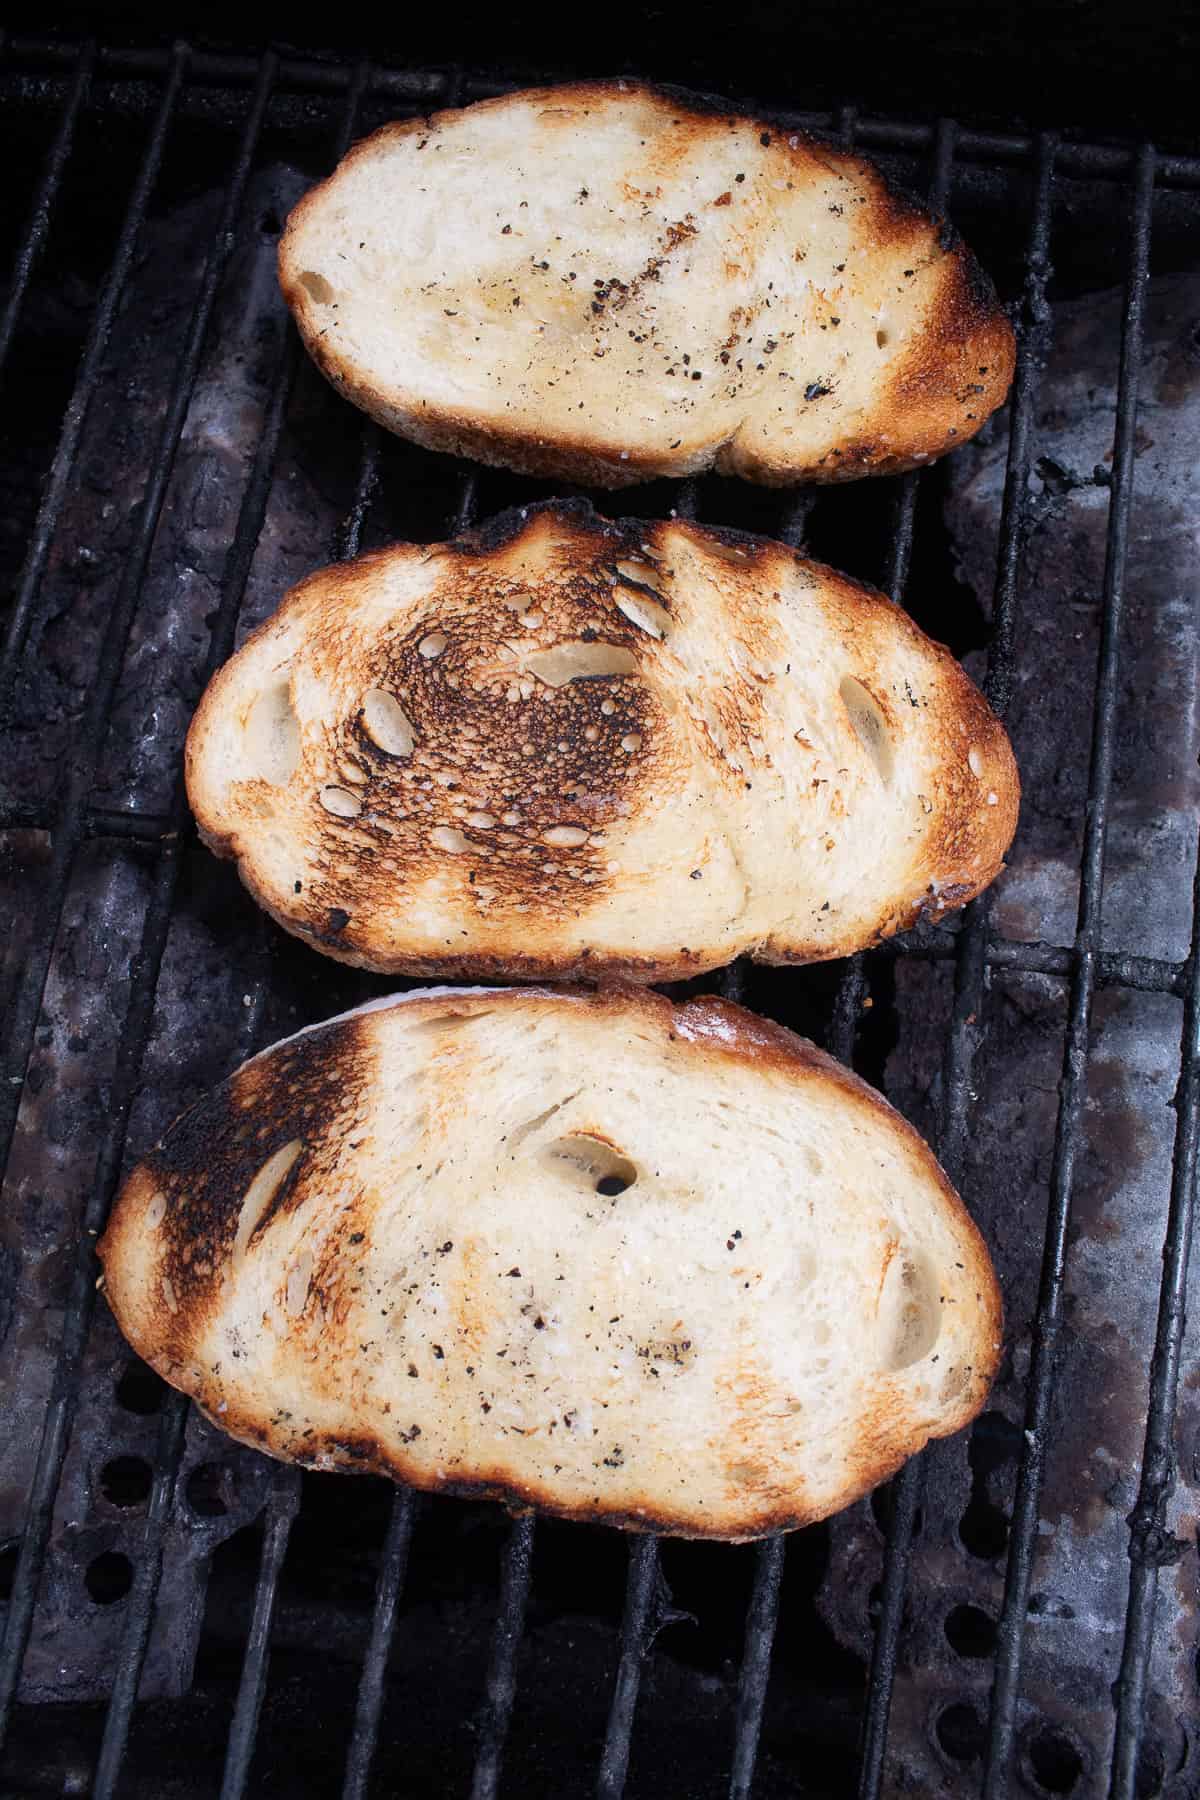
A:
0,34,1196,1800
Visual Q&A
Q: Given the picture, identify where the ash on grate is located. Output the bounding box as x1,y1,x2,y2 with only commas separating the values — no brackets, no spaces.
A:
818,277,1200,1796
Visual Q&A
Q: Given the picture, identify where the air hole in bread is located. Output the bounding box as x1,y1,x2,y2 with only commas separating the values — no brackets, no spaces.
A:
232,1139,303,1262
839,675,894,783
615,588,671,641
244,681,300,785
360,689,417,758
522,642,639,687
878,1248,941,1369
298,270,334,303
319,785,362,819
542,1133,637,1197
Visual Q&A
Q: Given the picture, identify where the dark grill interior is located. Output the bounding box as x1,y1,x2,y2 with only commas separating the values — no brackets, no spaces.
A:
1,36,1199,1800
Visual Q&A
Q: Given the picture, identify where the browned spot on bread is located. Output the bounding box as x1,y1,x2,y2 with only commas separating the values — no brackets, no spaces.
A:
122,1016,379,1356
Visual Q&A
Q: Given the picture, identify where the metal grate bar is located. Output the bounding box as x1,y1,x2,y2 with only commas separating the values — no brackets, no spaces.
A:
984,938,1183,995
980,133,1060,719
341,1489,416,1800
1109,839,1200,1794
857,125,1059,1799
5,36,446,105
0,57,370,1755
729,1535,787,1800
0,37,94,378
882,117,957,606
596,1534,659,1800
0,46,276,1173
91,1390,190,1800
334,425,448,1800
983,142,1157,1798
5,42,1200,188
0,830,184,1740
587,469,703,1798
337,422,384,563
0,41,187,694
219,1467,303,1800
856,1457,925,1799
469,1512,537,1800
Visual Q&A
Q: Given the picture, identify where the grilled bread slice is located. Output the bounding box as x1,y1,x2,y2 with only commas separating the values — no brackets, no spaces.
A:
278,81,1015,488
98,985,1001,1540
185,502,1018,982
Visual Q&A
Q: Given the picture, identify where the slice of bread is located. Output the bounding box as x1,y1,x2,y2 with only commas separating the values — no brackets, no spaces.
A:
185,502,1018,982
98,985,1001,1540
278,81,1015,488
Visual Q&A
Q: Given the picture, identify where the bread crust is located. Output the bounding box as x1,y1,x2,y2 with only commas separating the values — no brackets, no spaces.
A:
279,81,1015,488
186,500,1018,980
99,986,1002,1540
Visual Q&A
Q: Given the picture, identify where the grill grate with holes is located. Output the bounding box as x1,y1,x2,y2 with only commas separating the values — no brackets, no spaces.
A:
0,35,1197,1800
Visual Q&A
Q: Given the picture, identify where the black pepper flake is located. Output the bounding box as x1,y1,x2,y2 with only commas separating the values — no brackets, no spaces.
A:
348,1232,365,1245
293,880,302,893
735,172,745,183
501,223,512,234
432,1345,444,1359
804,381,832,401
507,1267,522,1277
534,1316,546,1330
407,1363,418,1378
690,869,702,880
326,907,350,934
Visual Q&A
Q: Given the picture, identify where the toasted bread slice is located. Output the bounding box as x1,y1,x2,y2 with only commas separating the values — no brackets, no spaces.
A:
98,985,1001,1540
185,502,1017,982
278,81,1015,488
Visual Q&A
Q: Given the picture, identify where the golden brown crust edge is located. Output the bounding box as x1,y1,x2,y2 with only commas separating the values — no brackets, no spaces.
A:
278,79,1016,490
98,985,1002,1541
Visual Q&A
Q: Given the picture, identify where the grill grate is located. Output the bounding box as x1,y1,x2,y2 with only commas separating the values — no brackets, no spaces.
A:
0,36,1197,1800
